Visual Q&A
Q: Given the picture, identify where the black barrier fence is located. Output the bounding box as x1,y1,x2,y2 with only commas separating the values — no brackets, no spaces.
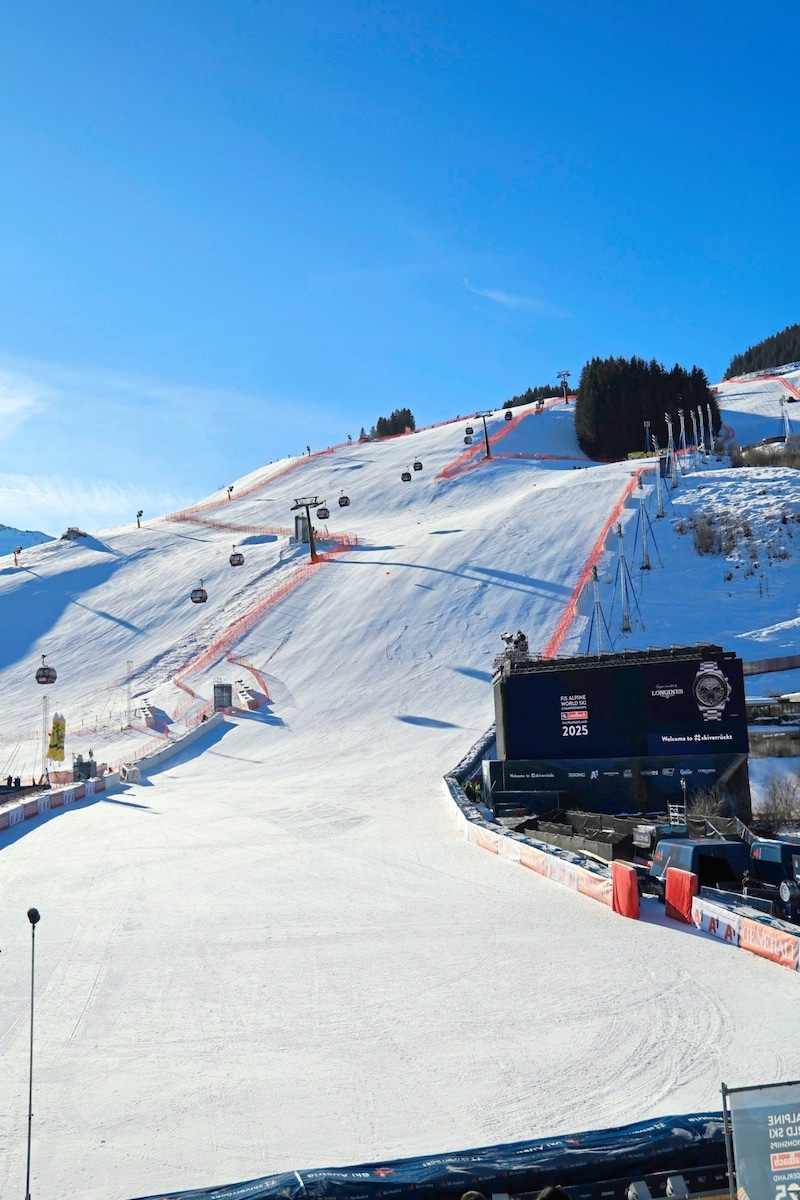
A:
131,1112,727,1200
483,754,747,816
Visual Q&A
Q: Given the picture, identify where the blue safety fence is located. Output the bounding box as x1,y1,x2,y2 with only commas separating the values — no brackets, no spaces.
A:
131,1111,727,1200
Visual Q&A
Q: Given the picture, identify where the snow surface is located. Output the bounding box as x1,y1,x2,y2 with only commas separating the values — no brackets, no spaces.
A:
0,522,53,558
714,366,800,447
0,394,799,1200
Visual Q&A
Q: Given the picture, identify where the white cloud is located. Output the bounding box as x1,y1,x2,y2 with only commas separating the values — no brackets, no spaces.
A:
0,473,191,537
0,355,333,532
462,279,570,318
0,369,52,440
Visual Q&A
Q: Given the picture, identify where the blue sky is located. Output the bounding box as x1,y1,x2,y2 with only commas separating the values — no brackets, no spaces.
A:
0,0,797,532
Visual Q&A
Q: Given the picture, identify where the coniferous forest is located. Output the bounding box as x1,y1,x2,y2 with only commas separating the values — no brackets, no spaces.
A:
502,383,562,408
359,408,416,440
725,323,800,379
574,356,720,461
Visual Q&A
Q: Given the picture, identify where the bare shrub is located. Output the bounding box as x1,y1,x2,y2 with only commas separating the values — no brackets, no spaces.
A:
738,445,800,470
757,772,800,836
720,520,737,555
688,785,727,819
691,514,719,554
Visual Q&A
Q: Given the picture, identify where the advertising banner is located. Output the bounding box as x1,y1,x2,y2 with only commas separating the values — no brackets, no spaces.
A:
738,919,800,971
499,753,738,812
728,1080,800,1200
132,1112,726,1200
691,898,741,945
47,714,66,761
502,656,747,761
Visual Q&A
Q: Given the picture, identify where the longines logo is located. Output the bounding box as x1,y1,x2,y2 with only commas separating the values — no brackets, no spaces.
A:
652,684,684,699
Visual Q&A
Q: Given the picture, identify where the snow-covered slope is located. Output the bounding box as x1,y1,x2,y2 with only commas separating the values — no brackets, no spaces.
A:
714,365,800,446
0,522,53,557
0,397,798,1200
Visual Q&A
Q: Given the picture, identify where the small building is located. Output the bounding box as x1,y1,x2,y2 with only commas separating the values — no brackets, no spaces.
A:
61,526,88,540
73,752,97,782
292,514,310,544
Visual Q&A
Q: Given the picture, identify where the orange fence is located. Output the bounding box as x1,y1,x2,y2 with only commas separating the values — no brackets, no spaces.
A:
542,468,643,658
722,373,800,399
165,453,331,520
114,730,171,765
165,510,358,549
166,514,294,537
435,403,554,482
225,650,270,698
171,540,353,700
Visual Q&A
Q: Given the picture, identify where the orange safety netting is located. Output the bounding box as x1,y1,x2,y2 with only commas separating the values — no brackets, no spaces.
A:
171,541,353,705
435,405,542,482
542,469,643,659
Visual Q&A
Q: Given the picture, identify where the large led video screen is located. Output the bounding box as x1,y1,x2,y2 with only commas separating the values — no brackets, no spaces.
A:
499,655,748,761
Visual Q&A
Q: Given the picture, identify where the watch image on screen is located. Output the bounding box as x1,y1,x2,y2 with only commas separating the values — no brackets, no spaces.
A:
692,660,732,721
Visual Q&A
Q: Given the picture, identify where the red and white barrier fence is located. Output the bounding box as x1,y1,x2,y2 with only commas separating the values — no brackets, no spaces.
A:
0,773,118,833
691,894,800,971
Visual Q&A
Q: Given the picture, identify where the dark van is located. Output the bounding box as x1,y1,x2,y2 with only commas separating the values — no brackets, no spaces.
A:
648,838,751,902
750,839,800,920
750,839,800,887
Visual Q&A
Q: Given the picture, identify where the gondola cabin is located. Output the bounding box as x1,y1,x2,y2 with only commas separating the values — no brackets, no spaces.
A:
505,409,513,420
338,494,350,507
413,460,423,471
230,546,245,566
464,435,473,445
401,470,412,482
190,581,208,604
316,506,330,520
35,655,57,685
465,425,474,435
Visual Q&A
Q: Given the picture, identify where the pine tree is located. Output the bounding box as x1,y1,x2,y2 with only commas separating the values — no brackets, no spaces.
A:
725,323,800,378
574,356,719,460
369,408,416,438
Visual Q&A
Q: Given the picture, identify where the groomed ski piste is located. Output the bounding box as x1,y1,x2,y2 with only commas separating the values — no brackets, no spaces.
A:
1,382,800,1200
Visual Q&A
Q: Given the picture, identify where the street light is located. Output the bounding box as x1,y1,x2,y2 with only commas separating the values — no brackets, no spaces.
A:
25,907,40,1200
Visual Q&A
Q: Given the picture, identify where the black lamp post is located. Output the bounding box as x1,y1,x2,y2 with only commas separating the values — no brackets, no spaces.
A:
25,907,40,1200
